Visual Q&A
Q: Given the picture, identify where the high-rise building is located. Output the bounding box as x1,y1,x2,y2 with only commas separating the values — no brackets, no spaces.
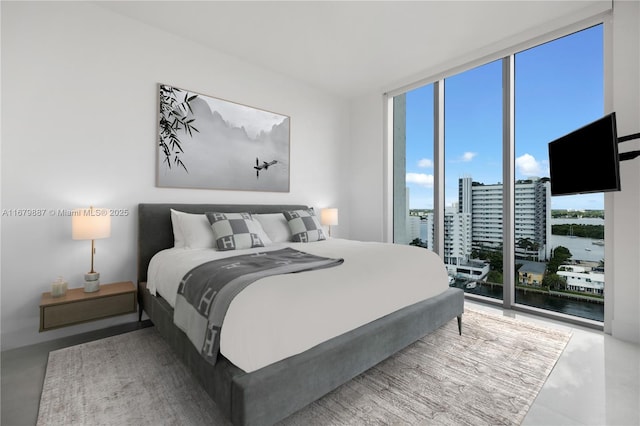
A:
406,214,421,244
515,178,552,260
443,207,472,267
458,176,551,261
418,208,480,279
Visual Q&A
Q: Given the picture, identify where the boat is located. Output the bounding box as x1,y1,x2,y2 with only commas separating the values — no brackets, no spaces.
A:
465,281,477,289
585,248,592,251
592,240,605,246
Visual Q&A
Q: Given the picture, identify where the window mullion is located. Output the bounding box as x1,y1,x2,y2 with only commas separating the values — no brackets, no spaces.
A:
434,80,445,257
503,55,515,309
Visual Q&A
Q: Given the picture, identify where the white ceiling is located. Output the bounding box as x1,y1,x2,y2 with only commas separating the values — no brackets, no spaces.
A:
96,1,607,98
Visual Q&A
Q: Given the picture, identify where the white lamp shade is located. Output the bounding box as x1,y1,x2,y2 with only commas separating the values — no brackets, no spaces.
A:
320,208,339,226
72,207,111,240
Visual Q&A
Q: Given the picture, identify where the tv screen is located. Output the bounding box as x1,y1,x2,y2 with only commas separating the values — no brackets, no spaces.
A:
548,112,621,196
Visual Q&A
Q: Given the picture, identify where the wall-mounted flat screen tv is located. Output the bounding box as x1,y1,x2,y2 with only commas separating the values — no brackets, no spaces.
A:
548,112,621,196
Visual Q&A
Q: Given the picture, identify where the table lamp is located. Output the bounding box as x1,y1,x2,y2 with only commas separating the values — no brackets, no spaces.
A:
72,206,111,292
320,208,338,237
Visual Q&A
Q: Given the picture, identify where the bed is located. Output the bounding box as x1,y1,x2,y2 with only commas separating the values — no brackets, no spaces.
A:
137,203,464,426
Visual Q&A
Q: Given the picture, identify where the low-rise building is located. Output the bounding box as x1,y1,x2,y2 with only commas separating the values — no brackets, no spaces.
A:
557,265,604,295
518,260,547,286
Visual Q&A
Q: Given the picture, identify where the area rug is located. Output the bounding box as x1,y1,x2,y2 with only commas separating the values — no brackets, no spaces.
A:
37,308,571,426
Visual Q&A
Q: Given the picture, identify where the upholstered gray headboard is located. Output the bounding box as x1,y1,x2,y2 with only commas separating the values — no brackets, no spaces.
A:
137,203,308,284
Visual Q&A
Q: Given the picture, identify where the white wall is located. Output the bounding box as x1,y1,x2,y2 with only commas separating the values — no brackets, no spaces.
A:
349,1,640,343
0,2,349,350
607,0,640,343
348,94,385,242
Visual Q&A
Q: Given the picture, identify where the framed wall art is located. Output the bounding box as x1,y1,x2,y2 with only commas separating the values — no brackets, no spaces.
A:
157,84,290,192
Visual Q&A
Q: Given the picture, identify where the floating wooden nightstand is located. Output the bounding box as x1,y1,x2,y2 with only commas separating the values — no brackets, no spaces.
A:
39,281,137,332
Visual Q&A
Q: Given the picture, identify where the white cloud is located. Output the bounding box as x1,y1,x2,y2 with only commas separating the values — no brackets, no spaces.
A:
406,173,434,188
418,158,433,168
461,152,477,162
516,153,543,177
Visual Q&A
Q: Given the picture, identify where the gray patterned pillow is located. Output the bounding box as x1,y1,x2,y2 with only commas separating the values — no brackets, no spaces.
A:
283,209,326,242
205,212,265,251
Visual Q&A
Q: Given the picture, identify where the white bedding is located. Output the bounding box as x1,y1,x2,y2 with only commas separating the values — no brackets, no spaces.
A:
146,238,449,372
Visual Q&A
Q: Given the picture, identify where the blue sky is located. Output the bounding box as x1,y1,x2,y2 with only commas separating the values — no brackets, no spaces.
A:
404,25,604,210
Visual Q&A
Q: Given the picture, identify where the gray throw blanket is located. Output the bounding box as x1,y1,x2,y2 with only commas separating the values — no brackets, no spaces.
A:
174,247,344,366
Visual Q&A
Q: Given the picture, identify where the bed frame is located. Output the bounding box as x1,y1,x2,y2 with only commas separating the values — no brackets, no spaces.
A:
137,203,464,426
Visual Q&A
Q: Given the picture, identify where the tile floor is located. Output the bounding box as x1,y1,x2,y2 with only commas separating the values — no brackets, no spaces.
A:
1,302,639,426
467,301,640,426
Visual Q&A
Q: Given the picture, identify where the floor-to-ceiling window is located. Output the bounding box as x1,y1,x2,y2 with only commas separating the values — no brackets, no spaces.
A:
444,60,503,300
514,25,604,321
393,84,435,247
391,22,605,323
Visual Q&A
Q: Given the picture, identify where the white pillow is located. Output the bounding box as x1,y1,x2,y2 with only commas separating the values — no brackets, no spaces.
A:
171,210,216,249
170,209,186,248
171,209,272,249
255,213,292,243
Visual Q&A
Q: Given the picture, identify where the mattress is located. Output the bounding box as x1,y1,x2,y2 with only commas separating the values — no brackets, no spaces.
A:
146,238,449,372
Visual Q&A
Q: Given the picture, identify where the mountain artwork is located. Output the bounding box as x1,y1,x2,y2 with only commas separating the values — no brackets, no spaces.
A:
157,84,290,192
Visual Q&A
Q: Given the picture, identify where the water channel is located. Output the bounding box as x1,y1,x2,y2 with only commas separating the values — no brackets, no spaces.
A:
451,280,604,322
451,217,606,322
